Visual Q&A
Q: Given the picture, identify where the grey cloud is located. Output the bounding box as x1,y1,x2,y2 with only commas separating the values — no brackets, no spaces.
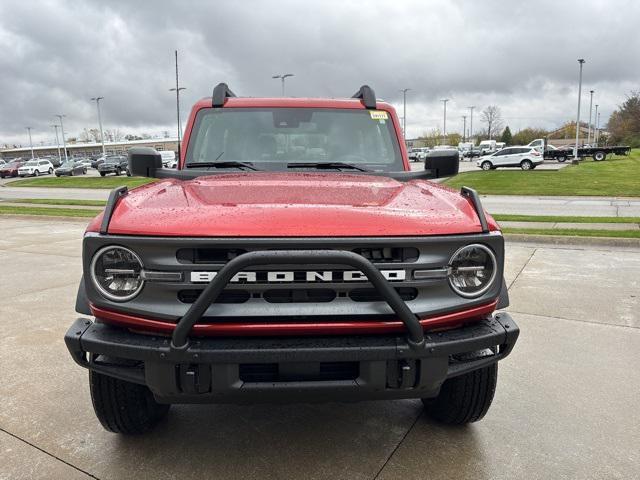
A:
1,0,638,144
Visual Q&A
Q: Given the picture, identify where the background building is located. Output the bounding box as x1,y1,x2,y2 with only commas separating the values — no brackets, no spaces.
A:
0,138,179,160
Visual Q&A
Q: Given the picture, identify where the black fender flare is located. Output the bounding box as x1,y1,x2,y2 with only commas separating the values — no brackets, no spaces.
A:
75,275,91,315
497,278,510,309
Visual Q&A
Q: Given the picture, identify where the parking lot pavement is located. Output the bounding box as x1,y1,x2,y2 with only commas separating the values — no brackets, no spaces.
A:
1,217,639,480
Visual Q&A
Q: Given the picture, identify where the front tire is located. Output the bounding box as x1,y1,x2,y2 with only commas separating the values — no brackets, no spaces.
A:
89,371,169,435
593,151,606,161
100,172,106,177
520,159,533,170
423,363,497,425
34,170,40,177
481,161,492,171
557,155,567,163
48,167,53,174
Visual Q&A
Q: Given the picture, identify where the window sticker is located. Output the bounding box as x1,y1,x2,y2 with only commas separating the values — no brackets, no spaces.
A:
369,110,389,120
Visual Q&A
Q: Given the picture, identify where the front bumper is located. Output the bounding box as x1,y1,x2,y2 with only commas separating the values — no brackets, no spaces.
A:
65,312,518,404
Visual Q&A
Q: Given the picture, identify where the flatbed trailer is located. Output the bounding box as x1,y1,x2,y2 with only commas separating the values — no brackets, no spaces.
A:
528,139,631,162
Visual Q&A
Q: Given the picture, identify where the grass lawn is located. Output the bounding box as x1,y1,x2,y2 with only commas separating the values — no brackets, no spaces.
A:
502,227,640,239
493,214,640,224
444,149,640,196
7,176,155,189
0,206,98,217
8,198,106,206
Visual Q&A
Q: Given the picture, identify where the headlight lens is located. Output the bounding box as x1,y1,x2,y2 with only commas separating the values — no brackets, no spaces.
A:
90,246,144,301
447,244,497,298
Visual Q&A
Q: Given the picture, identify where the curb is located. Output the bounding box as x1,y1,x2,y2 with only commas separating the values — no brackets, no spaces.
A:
504,233,640,248
0,214,93,223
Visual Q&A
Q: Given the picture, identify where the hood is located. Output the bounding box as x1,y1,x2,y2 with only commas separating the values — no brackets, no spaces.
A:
100,172,495,237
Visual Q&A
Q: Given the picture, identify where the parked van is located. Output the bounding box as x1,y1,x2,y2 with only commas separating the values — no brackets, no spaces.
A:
478,140,497,154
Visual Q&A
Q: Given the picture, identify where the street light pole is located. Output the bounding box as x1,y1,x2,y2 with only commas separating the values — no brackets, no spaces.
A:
573,58,585,164
272,73,294,96
441,99,449,145
467,106,475,145
25,127,34,160
593,104,599,145
399,88,411,138
169,50,186,147
55,114,68,162
462,115,467,143
596,111,601,145
51,124,62,164
587,90,593,144
90,96,106,155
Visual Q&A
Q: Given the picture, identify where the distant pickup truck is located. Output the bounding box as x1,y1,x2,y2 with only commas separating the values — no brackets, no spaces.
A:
527,139,631,162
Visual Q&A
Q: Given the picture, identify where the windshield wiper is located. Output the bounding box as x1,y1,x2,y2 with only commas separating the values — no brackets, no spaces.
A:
186,161,260,171
287,162,371,172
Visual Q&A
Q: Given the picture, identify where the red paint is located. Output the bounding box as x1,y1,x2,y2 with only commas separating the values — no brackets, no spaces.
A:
95,173,497,237
90,300,498,337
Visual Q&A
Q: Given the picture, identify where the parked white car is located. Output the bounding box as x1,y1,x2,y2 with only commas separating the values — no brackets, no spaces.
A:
17,159,54,177
476,146,543,171
159,150,177,167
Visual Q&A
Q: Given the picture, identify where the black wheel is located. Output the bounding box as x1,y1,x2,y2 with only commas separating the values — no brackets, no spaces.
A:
520,160,533,170
34,170,40,177
83,168,87,174
48,167,53,174
557,155,567,163
100,172,106,177
126,169,131,177
593,151,606,161
481,161,492,171
115,168,121,176
423,363,498,425
89,371,169,435
69,170,74,176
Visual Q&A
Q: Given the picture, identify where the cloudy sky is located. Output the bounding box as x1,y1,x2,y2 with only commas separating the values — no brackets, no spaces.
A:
1,0,638,147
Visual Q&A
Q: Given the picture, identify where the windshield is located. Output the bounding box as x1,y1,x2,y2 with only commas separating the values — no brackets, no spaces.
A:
24,161,37,166
185,108,403,171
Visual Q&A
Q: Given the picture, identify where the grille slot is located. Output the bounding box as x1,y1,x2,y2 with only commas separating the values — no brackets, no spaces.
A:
349,287,418,302
263,289,336,303
353,247,418,263
239,362,359,382
177,248,247,264
178,289,250,304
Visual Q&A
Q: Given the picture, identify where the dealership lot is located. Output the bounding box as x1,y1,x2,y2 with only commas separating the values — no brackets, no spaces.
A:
0,217,639,480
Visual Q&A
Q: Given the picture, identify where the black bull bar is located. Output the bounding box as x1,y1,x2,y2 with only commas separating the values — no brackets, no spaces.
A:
170,249,427,351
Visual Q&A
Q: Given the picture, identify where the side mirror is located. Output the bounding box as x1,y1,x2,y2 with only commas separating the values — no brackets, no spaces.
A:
424,150,459,178
128,147,162,178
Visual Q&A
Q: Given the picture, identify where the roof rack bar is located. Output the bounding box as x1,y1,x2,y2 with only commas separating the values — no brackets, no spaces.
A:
351,85,377,109
212,83,236,108
100,186,128,234
460,186,489,233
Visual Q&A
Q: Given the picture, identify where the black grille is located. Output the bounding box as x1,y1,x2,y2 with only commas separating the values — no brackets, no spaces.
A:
349,287,418,302
352,247,418,263
178,289,250,304
177,248,247,264
239,362,359,382
263,289,336,303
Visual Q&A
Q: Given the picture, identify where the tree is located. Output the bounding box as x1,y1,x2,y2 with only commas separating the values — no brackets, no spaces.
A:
511,127,549,146
500,126,512,145
481,106,504,139
608,91,640,147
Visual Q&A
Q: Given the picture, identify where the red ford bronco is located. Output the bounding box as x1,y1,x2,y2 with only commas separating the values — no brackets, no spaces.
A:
65,84,518,434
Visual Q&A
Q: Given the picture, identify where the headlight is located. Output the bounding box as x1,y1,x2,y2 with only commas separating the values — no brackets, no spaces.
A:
90,246,144,301
447,244,497,298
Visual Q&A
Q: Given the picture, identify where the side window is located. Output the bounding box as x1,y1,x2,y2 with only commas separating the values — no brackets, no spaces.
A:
495,149,509,156
40,161,47,165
